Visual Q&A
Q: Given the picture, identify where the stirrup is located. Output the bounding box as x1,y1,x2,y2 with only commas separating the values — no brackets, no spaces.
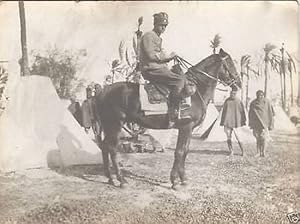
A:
181,97,192,108
167,121,176,129
178,105,192,121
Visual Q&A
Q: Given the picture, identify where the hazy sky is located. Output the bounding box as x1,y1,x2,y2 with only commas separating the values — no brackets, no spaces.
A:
0,1,298,85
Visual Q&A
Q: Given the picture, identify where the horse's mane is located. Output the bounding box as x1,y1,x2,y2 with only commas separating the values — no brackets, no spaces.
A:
185,54,219,87
193,54,219,73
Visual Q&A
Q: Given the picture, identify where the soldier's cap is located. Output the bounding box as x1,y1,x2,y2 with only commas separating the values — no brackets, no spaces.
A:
153,12,168,25
86,86,93,92
231,84,238,91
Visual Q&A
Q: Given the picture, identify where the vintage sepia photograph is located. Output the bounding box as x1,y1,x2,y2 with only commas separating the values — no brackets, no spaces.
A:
0,1,299,223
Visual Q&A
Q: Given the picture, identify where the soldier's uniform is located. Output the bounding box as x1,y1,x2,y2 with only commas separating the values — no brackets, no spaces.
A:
139,12,187,124
140,30,185,91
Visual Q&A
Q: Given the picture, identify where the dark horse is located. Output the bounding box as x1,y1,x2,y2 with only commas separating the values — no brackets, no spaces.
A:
96,49,241,189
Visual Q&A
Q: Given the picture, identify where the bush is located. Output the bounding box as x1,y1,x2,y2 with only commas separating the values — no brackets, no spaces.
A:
30,47,86,99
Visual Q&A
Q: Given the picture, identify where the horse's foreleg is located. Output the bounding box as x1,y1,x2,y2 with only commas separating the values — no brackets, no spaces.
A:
101,138,114,185
180,136,191,185
103,150,114,185
109,146,126,188
170,123,193,189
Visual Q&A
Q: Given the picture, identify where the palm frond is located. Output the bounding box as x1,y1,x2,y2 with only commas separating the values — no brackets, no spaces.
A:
138,16,143,27
248,67,260,76
286,51,297,73
118,40,125,62
111,59,120,69
263,43,276,54
271,53,281,59
269,56,281,73
241,55,251,66
210,34,221,49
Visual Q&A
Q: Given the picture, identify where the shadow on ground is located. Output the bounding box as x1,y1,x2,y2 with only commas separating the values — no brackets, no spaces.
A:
50,164,107,182
189,149,231,155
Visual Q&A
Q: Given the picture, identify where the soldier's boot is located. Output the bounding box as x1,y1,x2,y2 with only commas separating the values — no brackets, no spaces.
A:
167,104,179,128
167,89,181,128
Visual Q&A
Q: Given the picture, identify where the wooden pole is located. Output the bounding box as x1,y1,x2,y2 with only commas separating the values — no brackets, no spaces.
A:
233,129,244,156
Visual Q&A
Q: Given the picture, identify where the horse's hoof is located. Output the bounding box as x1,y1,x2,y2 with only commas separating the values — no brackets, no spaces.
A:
171,183,180,191
120,182,128,189
108,179,115,186
181,181,188,186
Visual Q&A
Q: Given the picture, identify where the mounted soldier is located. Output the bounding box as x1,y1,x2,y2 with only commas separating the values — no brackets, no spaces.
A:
139,12,193,127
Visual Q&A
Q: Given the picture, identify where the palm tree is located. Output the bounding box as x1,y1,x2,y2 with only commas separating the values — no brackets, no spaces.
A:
263,43,277,97
268,48,295,111
269,53,282,105
294,57,300,106
18,1,30,76
133,16,143,67
280,44,288,110
210,34,221,54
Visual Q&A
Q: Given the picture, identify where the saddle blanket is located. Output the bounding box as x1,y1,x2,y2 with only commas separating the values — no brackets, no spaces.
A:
139,84,168,115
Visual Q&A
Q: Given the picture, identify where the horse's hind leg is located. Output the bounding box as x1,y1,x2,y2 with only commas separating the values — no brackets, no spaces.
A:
105,123,127,188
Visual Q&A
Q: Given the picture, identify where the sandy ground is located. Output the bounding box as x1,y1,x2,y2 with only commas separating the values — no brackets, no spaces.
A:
0,128,299,224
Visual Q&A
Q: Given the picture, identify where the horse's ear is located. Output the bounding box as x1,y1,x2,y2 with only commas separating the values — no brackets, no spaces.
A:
219,48,226,56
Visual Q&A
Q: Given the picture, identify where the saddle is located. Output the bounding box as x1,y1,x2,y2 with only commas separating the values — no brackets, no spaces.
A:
144,81,196,104
144,83,169,104
139,64,196,119
143,64,196,105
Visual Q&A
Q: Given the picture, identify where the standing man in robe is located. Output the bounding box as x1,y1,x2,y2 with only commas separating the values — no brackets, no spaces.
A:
220,86,246,155
248,90,275,157
81,87,96,134
68,96,82,126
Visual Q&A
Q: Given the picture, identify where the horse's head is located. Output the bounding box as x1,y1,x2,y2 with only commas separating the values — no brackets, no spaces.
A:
190,48,241,89
216,48,241,89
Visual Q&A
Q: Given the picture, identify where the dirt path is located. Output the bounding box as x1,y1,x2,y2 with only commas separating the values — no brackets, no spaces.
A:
0,129,299,224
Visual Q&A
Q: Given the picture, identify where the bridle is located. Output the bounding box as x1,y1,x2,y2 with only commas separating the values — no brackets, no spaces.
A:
175,55,238,87
219,55,239,87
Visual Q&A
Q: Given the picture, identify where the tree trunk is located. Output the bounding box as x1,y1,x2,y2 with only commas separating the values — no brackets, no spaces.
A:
18,1,30,76
298,71,300,106
240,63,244,104
283,71,287,110
290,71,294,106
280,70,284,108
264,57,269,98
280,45,287,111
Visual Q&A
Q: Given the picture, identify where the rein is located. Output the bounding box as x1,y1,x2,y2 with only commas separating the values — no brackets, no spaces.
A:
175,55,238,87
